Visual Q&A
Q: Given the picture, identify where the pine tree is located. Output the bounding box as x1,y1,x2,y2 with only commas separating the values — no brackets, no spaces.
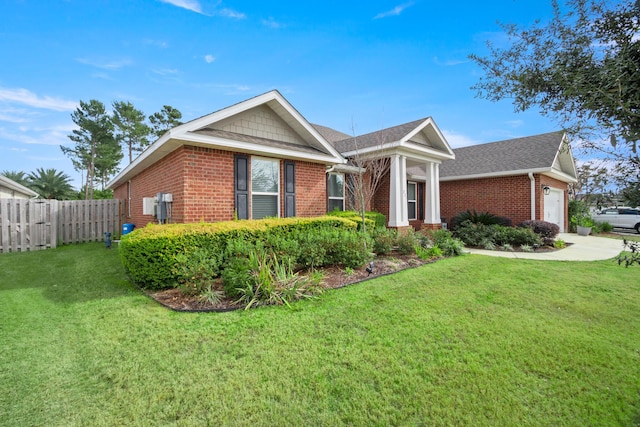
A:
149,105,183,139
112,101,152,163
61,100,121,200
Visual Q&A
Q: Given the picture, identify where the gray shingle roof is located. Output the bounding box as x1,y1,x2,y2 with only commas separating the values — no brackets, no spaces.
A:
312,124,352,144
439,131,565,178
193,127,327,155
314,118,429,153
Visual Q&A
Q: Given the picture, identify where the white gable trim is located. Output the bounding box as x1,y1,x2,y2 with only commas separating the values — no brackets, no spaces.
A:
440,167,578,183
402,118,455,158
107,90,346,189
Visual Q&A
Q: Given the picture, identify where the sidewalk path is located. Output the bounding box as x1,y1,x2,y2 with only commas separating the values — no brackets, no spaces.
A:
465,233,626,261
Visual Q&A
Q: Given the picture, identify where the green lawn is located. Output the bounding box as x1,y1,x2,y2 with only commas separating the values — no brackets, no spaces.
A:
1,243,639,426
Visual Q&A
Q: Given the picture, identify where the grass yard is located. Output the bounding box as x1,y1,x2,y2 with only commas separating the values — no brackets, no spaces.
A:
1,243,639,426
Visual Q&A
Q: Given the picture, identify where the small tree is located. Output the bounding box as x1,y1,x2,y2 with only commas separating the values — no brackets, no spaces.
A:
27,168,74,200
344,126,391,235
470,0,640,178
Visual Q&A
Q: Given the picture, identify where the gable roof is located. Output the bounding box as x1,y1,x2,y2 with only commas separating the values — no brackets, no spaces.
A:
439,131,578,183
107,90,346,190
316,117,454,161
0,174,39,198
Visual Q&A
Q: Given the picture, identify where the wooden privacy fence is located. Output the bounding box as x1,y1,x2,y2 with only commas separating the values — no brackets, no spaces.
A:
0,199,123,253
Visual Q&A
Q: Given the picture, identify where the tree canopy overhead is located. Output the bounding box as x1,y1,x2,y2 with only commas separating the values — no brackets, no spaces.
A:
470,0,640,156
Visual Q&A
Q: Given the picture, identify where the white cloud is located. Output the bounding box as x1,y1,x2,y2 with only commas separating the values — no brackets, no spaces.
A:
433,56,468,66
143,38,169,48
374,2,414,19
76,57,133,70
0,124,75,147
216,8,245,19
262,17,283,29
204,54,216,63
159,0,203,14
151,68,180,76
442,130,480,148
504,119,524,128
0,87,77,112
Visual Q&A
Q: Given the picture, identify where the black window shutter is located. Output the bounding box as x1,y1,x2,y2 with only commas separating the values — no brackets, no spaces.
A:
284,161,295,217
235,155,249,219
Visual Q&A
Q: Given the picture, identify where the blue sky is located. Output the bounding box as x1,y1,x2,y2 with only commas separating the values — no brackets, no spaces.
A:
1,0,569,189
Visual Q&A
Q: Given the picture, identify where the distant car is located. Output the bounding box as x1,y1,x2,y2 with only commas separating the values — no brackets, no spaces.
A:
594,207,640,233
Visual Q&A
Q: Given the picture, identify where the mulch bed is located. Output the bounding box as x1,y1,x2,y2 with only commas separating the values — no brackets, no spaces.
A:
146,253,434,312
145,242,575,312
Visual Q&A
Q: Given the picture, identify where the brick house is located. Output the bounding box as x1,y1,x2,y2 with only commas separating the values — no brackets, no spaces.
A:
108,90,347,227
107,90,577,231
438,132,578,232
315,119,455,230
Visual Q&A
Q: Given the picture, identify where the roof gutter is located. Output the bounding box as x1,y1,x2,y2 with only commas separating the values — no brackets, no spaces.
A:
529,172,536,221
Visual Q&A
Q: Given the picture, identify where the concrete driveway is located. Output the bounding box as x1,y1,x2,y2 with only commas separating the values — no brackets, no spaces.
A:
465,233,626,261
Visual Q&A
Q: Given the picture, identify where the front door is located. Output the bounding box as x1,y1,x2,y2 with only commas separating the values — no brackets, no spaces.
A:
544,188,564,231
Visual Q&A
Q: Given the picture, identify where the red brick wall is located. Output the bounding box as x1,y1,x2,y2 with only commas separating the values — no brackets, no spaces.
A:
114,146,329,228
440,174,568,227
373,171,390,222
114,147,188,228
440,175,532,225
291,161,327,217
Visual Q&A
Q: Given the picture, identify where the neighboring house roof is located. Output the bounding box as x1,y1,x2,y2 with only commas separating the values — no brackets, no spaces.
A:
437,131,578,183
0,174,39,198
317,117,455,162
107,90,346,190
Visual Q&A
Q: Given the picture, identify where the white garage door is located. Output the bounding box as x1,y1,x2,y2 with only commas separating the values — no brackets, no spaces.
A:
544,188,564,231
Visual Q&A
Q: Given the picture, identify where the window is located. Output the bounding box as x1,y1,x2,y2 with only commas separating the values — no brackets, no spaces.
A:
251,157,279,219
328,173,345,211
407,181,417,220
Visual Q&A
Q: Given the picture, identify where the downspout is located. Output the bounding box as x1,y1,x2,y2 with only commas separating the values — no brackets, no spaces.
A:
528,172,536,221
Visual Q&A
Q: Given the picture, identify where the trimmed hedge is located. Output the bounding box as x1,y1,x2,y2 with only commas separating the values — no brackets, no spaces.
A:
327,210,386,232
119,216,359,289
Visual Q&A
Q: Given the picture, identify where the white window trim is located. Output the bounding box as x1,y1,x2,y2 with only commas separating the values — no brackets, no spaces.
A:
251,156,280,219
407,181,417,221
328,172,345,211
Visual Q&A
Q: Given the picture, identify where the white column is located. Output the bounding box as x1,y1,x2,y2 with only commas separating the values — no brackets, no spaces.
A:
388,154,409,227
424,162,441,225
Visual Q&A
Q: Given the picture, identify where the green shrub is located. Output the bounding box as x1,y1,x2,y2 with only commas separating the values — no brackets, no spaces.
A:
373,228,396,255
454,221,542,248
451,210,511,229
418,229,465,257
171,249,221,296
119,216,357,289
436,236,466,256
415,244,443,260
518,220,559,245
327,210,386,232
221,248,324,309
593,221,614,233
396,229,418,255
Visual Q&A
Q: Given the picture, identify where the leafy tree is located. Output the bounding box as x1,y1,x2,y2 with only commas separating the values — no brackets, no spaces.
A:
149,105,183,139
1,170,30,187
62,100,121,200
621,181,640,207
27,168,74,200
470,0,640,168
112,101,152,163
573,162,614,208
